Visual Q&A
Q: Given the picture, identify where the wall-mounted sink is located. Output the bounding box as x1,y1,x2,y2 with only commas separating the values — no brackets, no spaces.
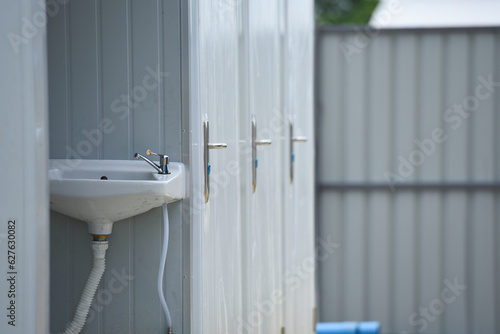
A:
49,159,185,235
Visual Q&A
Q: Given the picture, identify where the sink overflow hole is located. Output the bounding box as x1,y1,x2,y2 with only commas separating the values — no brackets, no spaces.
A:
100,176,108,180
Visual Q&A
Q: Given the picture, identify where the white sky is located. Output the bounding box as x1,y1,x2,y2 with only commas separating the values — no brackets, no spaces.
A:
370,0,500,28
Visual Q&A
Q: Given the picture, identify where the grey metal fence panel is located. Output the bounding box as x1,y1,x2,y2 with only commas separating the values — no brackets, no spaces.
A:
316,27,500,334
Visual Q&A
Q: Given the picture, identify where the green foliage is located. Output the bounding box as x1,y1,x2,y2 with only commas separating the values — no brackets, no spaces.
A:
315,0,379,25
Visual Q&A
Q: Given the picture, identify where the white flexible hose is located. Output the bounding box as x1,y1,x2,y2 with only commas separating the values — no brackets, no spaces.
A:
159,203,173,329
65,241,108,334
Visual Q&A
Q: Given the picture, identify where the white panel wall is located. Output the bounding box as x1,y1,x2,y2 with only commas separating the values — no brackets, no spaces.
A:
0,1,49,333
244,0,285,333
284,1,317,333
317,27,500,334
195,1,245,333
191,0,315,333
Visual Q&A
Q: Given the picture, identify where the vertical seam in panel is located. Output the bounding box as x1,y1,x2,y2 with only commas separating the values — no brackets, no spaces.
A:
64,1,72,157
467,33,474,182
339,34,346,320
364,34,371,183
413,32,421,316
465,31,473,334
438,33,449,183
127,0,134,158
387,33,395,331
497,32,500,185
158,0,164,152
494,33,499,334
414,33,421,183
442,34,449,181
494,190,500,333
415,32,423,321
63,1,73,318
362,192,368,321
442,32,450,334
129,218,135,334
340,34,346,182
126,0,135,332
313,27,321,323
96,0,104,328
438,33,445,334
339,191,345,320
362,34,370,321
496,191,500,333
159,209,164,329
95,0,102,160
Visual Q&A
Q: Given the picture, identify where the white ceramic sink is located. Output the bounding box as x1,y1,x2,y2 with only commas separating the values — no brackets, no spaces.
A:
49,159,185,235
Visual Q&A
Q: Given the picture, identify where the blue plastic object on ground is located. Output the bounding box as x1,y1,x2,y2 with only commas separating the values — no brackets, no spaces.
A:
316,322,357,334
316,321,380,334
358,322,380,334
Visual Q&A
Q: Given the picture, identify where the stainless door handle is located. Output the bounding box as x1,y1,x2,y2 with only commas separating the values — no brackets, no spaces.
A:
289,121,307,183
256,139,272,146
292,136,307,143
204,119,227,203
208,143,227,149
252,115,272,192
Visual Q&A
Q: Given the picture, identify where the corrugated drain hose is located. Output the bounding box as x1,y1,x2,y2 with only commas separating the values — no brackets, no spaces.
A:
64,240,108,334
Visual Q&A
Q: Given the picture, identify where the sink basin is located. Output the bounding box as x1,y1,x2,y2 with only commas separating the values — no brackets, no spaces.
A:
49,159,185,235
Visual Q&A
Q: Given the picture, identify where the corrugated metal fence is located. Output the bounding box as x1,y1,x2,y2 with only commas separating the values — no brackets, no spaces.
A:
316,27,500,334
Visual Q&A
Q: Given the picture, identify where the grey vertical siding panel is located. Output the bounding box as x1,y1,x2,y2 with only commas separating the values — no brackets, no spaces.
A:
67,2,101,332
318,192,344,322
497,193,500,334
317,34,345,322
131,0,160,154
470,31,497,334
69,0,99,160
100,0,130,160
442,192,468,332
317,28,500,334
416,34,444,334
367,35,391,182
366,191,391,328
442,33,469,182
342,32,369,320
129,1,162,332
497,35,500,185
343,191,367,320
470,193,496,332
496,35,500,334
392,192,417,332
318,35,344,183
417,191,443,334
162,0,183,162
344,33,368,182
391,34,418,333
441,33,470,333
47,3,69,159
417,34,444,181
471,33,496,182
366,35,392,329
98,0,136,330
392,34,418,184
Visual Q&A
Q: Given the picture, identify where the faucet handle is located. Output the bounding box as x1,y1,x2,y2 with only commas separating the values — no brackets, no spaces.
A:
146,149,165,157
146,149,170,164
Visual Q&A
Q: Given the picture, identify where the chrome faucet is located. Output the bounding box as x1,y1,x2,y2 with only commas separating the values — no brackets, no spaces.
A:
134,149,170,174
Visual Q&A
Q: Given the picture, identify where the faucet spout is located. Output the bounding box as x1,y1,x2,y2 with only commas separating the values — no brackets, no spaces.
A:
134,152,170,174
